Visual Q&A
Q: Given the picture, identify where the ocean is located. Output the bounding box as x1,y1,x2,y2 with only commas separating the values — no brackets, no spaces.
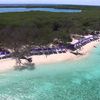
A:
0,44,100,100
0,8,81,13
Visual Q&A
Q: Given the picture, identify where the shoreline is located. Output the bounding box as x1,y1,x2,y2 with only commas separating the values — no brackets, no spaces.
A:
30,40,100,65
0,40,99,73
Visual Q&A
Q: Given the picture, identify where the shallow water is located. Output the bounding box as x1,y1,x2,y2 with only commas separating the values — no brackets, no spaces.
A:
0,45,100,100
0,8,81,13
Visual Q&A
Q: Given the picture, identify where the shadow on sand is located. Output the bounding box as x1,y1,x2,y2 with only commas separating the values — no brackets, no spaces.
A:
14,63,35,71
70,51,84,55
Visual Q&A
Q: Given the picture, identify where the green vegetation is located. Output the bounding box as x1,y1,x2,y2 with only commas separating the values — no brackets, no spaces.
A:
0,5,100,49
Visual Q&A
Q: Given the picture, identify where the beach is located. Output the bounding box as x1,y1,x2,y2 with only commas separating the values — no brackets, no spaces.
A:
30,40,99,65
0,40,99,72
0,58,16,72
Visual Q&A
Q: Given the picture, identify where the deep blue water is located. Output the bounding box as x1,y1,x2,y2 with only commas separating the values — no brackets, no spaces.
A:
0,44,100,100
0,8,81,13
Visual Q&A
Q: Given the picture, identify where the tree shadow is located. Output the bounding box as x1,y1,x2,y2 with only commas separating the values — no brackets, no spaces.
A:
14,63,35,71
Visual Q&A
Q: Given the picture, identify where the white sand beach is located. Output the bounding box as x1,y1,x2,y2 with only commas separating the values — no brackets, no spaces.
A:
0,58,16,72
0,39,99,72
30,40,100,65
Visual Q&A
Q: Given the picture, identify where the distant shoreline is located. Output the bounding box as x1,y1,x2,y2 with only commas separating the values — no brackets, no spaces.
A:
0,7,82,13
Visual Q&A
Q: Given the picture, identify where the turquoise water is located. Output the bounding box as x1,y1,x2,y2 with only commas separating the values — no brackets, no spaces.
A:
0,8,81,13
0,45,100,100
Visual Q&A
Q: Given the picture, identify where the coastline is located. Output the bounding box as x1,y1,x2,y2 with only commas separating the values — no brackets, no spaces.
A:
30,40,100,65
0,40,99,73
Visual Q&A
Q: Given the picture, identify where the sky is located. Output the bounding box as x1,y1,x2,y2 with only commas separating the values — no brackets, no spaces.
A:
0,0,100,6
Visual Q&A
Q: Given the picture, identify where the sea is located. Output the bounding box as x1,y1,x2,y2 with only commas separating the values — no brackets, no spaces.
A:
0,8,81,13
0,44,100,100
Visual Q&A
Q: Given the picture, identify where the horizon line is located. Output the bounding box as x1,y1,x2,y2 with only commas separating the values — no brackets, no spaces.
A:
0,3,100,7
